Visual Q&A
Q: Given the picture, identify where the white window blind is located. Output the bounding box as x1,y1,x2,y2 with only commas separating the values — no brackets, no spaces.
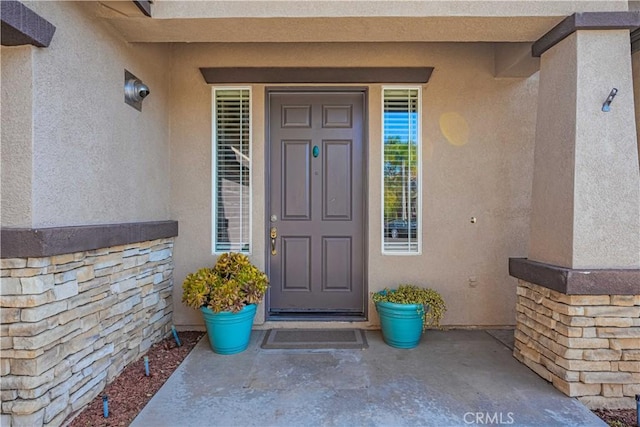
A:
213,88,251,253
382,88,421,254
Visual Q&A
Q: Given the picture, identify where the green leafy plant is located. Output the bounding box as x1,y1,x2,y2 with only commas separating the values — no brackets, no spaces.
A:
182,252,269,313
372,284,447,331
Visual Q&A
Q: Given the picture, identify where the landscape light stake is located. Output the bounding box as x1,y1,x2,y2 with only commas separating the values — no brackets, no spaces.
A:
144,356,150,377
102,395,109,418
171,325,182,346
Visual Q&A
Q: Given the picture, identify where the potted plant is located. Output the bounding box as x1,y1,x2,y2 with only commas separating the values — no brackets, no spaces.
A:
372,284,446,349
182,252,268,355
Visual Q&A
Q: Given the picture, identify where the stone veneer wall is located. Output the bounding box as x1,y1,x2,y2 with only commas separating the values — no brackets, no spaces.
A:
0,238,175,426
514,279,640,409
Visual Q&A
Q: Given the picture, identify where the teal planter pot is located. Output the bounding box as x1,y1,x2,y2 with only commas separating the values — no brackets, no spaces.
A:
200,304,257,355
375,298,425,349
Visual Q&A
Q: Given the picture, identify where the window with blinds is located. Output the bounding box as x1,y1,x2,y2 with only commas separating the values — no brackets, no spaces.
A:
382,88,421,254
213,88,251,253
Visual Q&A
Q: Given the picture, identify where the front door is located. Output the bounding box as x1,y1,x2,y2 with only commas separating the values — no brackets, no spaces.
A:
268,91,366,316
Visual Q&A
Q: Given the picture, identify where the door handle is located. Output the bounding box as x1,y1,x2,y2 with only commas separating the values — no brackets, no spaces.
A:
270,227,277,255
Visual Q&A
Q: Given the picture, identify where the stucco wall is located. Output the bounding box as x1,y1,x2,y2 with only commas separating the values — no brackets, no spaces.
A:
1,1,171,228
1,46,33,227
529,31,640,269
633,51,640,168
527,32,578,268
169,42,538,328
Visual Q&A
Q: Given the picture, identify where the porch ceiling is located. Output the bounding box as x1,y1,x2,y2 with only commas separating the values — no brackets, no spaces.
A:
98,0,631,43
102,16,570,43
150,0,628,20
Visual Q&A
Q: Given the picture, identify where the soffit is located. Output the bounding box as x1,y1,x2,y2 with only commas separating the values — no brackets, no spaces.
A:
102,16,569,43
150,0,628,19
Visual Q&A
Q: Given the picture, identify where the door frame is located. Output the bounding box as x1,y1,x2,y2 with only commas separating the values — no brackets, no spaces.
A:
264,87,369,321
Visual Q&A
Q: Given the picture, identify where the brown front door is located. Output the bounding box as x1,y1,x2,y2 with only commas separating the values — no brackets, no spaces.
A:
267,91,366,316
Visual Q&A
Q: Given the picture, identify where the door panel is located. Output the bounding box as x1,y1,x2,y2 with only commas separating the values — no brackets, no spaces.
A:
282,105,312,128
323,140,352,220
282,237,311,291
268,91,365,315
282,141,311,220
322,237,352,291
323,105,352,128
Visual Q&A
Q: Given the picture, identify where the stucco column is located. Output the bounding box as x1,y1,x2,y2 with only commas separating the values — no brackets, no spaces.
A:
512,17,640,409
528,29,640,270
1,45,34,227
633,50,640,165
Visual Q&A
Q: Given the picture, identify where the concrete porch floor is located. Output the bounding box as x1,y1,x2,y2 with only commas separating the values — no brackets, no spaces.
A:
131,330,605,427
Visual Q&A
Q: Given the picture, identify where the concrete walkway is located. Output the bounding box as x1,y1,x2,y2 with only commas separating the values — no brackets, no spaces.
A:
131,330,605,427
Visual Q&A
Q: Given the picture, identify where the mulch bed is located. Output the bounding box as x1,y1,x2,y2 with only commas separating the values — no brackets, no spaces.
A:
67,331,203,427
64,329,636,427
593,409,637,427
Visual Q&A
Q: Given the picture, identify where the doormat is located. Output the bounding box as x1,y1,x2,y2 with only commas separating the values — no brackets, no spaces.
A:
261,329,368,350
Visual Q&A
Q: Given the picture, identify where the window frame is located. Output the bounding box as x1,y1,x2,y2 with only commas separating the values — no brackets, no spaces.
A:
380,86,422,255
211,86,253,255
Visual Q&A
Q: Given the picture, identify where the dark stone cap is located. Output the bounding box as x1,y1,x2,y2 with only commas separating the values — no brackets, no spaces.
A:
509,258,640,295
1,221,178,258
